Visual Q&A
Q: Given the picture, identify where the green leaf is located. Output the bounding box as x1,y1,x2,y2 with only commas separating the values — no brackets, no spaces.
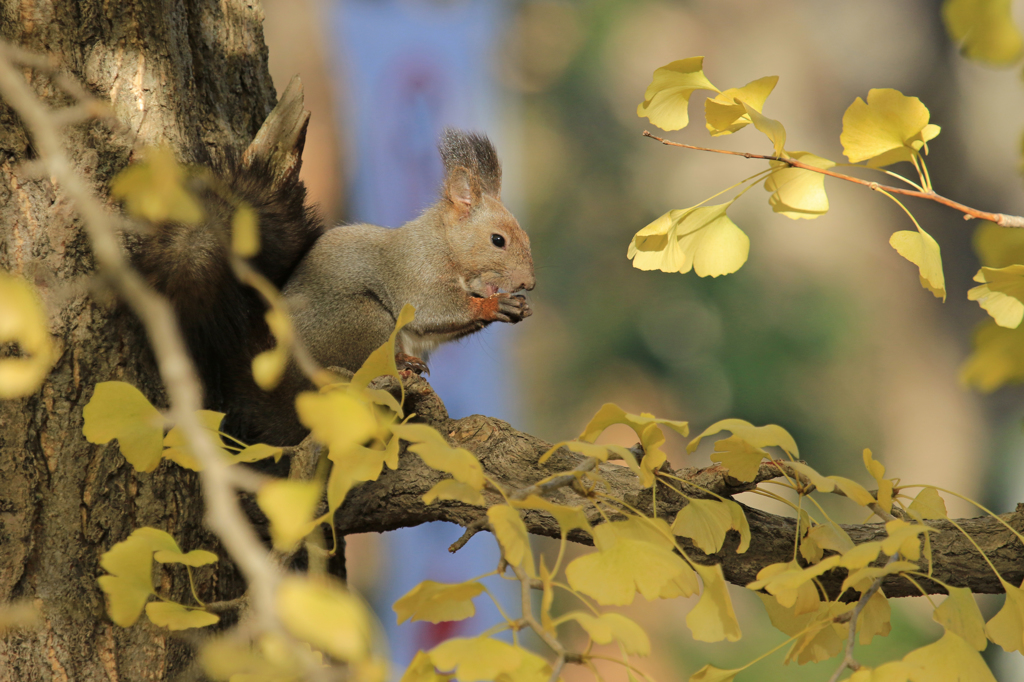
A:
841,89,940,167
394,580,484,624
83,382,166,472
969,265,1024,328
145,601,219,630
943,0,1023,66
637,57,719,131
628,203,749,278
889,227,946,300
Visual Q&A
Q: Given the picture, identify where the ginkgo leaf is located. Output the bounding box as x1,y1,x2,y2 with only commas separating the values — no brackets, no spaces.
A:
98,527,181,627
688,418,798,456
841,89,940,167
763,152,835,219
232,442,283,464
296,387,378,456
748,558,839,613
704,75,779,136
934,586,987,651
565,521,690,606
960,319,1024,391
740,101,786,157
687,563,742,643
256,479,322,552
579,403,689,442
858,590,892,645
145,601,219,630
110,147,204,224
709,436,767,483
394,580,484,624
429,637,524,682
671,499,734,554
881,519,933,561
659,563,701,599
401,651,448,682
83,382,166,473
909,487,948,520
863,449,893,514
849,661,918,682
326,443,394,513
161,410,232,471
842,561,918,594
488,505,534,575
564,611,651,656
252,309,292,390
393,424,485,490
785,602,852,665
943,0,1023,66
0,272,54,398
839,541,883,570
423,479,486,506
494,648,551,682
231,203,260,257
902,628,997,681
512,495,590,534
351,304,416,391
969,265,1024,328
628,203,749,278
985,577,1024,653
637,57,719,131
689,664,743,682
974,222,1024,268
153,548,218,567
828,475,876,506
806,521,855,555
277,576,372,662
787,461,835,492
890,227,946,300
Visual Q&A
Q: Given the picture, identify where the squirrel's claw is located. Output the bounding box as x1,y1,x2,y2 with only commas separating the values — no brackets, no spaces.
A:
395,352,429,375
495,293,531,323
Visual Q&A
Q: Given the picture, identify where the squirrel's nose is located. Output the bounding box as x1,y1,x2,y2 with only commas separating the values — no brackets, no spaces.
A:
520,276,536,291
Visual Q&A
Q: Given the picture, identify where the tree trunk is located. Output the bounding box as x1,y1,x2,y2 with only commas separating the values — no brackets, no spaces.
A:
0,2,276,679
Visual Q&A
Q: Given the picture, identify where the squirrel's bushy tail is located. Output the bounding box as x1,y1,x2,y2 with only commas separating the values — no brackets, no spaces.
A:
138,156,324,443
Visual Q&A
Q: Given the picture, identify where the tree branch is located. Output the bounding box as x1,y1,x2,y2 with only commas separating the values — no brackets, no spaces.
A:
336,375,1024,599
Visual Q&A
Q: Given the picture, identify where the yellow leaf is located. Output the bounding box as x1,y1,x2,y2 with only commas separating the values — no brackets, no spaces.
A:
858,590,892,645
161,409,231,471
985,577,1024,653
787,461,835,492
637,57,719,131
687,563,741,643
232,442,283,464
806,522,855,555
565,611,651,656
934,586,987,651
512,495,590,534
689,664,742,682
256,480,322,551
277,576,372,661
394,580,484,625
488,505,534,575
863,449,893,514
748,558,837,613
849,662,917,682
828,475,876,506
423,479,486,506
842,562,918,594
494,649,552,682
98,527,181,627
839,541,883,570
154,548,218,567
579,403,689,442
83,382,166,473
659,562,701,599
252,308,293,390
740,101,786,157
841,89,940,167
909,487,948,520
0,272,54,398
763,152,835,219
539,558,556,635
902,628,997,681
688,418,798,456
629,204,749,278
231,203,260,257
295,387,378,454
881,519,934,561
943,0,1023,66
145,601,219,630
785,602,852,664
890,227,946,300
704,75,778,136
960,319,1024,391
969,265,1024,328
727,500,751,554
393,423,485,490
351,303,416,391
709,436,767,483
429,637,524,682
401,651,448,682
671,499,734,554
566,521,690,606
110,146,204,224
974,221,1024,268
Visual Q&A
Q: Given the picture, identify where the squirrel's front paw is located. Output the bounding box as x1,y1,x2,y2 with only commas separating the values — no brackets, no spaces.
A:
495,293,532,323
395,352,429,375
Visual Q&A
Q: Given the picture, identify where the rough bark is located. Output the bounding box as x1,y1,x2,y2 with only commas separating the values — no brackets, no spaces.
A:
0,2,275,679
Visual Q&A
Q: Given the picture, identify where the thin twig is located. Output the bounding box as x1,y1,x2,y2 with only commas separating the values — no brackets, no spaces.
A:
449,516,490,553
826,555,899,682
643,130,1024,228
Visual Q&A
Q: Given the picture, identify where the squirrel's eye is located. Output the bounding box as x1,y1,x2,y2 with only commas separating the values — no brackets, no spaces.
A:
491,234,506,248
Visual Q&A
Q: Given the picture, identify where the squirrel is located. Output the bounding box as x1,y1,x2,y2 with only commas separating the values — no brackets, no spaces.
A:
138,87,534,446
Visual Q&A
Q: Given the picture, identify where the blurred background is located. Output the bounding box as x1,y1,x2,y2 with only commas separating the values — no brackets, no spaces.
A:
261,0,1024,679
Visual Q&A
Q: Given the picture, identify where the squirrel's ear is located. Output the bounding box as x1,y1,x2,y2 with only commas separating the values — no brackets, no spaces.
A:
444,166,477,216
